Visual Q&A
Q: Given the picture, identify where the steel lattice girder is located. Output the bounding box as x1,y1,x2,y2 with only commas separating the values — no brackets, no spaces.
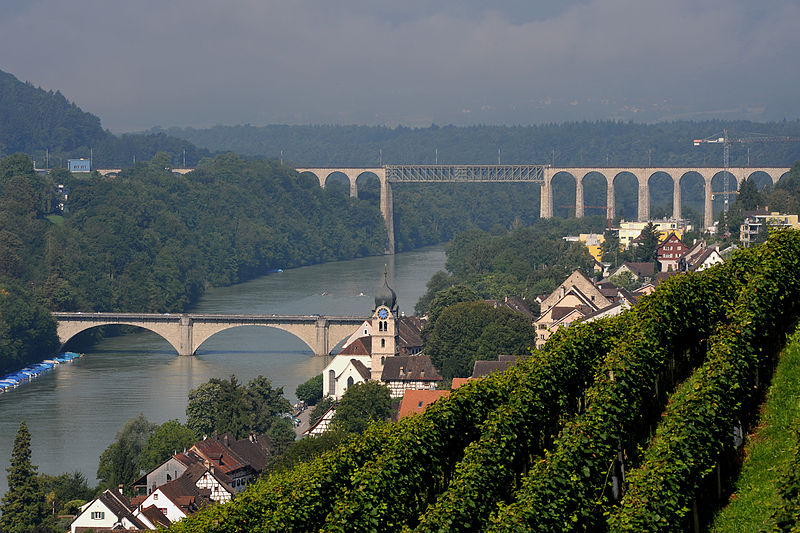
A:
384,165,546,183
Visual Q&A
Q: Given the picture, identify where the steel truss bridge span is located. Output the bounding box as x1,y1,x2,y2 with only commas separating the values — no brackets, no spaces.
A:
384,164,546,183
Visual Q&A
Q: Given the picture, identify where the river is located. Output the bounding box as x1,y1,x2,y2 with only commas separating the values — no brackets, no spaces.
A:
0,245,446,496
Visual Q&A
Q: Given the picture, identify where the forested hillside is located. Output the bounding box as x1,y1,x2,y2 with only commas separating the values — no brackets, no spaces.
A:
0,69,208,167
164,121,800,168
0,152,388,314
168,229,800,532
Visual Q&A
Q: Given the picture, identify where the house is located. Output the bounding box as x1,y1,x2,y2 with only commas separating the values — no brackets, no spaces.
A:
187,433,271,490
485,296,535,320
136,472,212,524
397,316,426,356
609,262,655,282
305,404,336,436
71,488,168,532
381,355,443,398
538,270,611,314
657,232,689,272
397,389,451,419
740,209,800,247
617,219,692,248
471,354,518,378
134,454,195,496
677,241,725,272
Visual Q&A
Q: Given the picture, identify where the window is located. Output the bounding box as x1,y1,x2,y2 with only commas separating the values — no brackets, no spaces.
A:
381,339,386,348
91,511,105,520
154,493,158,500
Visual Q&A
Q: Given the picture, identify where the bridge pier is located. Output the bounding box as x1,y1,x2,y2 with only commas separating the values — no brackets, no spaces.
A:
179,315,193,356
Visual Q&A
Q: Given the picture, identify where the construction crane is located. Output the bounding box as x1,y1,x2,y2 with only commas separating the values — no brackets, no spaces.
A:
693,129,800,213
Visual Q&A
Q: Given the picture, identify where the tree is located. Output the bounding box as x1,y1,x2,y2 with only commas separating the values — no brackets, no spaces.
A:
0,421,46,533
96,414,156,492
138,420,198,473
601,228,621,265
609,270,640,291
632,222,659,263
425,284,481,331
295,374,323,406
39,471,94,517
425,301,537,379
186,375,292,440
331,381,392,434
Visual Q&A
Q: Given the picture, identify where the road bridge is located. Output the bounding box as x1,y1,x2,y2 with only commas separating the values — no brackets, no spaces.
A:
53,312,368,357
296,165,791,252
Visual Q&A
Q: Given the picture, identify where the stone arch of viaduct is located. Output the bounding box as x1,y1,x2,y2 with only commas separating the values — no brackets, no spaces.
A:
53,313,367,357
541,167,789,229
296,167,394,253
295,166,790,254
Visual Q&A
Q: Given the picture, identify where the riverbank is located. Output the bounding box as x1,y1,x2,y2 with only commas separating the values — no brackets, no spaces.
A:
0,245,446,497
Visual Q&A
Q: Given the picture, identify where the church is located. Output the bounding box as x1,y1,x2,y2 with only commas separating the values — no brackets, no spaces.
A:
321,270,440,400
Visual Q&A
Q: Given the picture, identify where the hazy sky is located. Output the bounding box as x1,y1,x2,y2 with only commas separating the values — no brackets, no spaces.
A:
2,0,798,132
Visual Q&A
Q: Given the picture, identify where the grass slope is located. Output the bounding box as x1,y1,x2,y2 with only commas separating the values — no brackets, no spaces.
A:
711,325,800,531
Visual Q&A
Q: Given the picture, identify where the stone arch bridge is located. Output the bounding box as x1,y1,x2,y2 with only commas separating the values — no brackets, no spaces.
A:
53,312,367,357
295,165,790,253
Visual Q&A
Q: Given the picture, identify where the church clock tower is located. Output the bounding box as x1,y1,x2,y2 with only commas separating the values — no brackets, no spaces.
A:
371,267,398,380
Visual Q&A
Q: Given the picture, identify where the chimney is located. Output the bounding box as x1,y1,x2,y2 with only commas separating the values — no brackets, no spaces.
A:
224,435,229,447
118,484,124,495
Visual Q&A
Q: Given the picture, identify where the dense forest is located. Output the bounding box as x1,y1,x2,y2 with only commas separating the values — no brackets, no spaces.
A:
163,121,800,169
0,69,209,167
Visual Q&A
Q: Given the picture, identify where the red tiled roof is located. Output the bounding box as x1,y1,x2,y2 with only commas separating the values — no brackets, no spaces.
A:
451,377,471,389
338,336,371,356
397,390,450,419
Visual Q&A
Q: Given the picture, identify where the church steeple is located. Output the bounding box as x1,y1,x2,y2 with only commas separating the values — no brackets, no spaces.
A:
371,266,398,379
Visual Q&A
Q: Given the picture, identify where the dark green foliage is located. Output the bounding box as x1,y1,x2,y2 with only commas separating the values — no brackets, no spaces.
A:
186,375,292,440
38,471,95,516
295,374,323,406
263,429,348,476
425,301,537,379
0,421,46,533
309,396,335,427
0,278,60,375
631,221,659,263
0,152,386,320
415,219,602,314
424,284,481,329
138,420,198,473
96,414,156,492
330,381,392,434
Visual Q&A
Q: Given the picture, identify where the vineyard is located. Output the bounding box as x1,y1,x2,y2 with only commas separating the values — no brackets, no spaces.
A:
169,229,800,532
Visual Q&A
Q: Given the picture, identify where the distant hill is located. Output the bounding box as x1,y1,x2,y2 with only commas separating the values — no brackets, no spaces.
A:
162,121,800,168
0,69,208,167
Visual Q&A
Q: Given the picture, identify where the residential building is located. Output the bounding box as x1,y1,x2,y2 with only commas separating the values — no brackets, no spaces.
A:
617,219,692,248
740,210,800,247
71,488,168,533
657,233,689,272
381,355,443,398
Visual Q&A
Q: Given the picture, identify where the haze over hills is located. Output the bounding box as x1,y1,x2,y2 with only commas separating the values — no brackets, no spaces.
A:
160,121,800,168
0,69,208,168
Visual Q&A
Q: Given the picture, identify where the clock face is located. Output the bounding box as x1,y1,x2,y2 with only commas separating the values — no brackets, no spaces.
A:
378,308,389,319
